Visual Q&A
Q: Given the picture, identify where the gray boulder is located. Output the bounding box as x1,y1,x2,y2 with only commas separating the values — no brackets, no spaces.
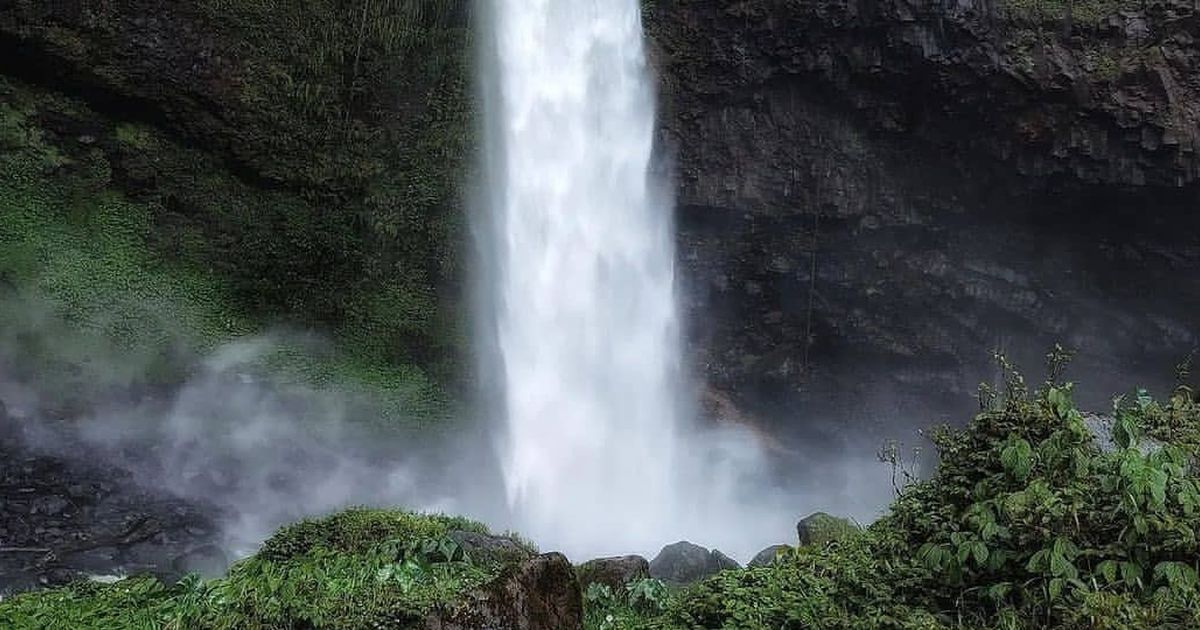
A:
748,544,792,568
1082,412,1163,454
649,541,740,585
575,555,650,591
448,530,535,566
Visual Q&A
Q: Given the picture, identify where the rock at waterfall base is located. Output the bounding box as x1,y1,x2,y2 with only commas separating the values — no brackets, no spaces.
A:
575,555,650,591
649,541,740,585
748,544,793,568
427,552,583,630
797,512,860,547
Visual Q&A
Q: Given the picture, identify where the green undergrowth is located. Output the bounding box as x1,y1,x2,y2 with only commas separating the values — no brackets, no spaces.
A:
4,365,1199,628
0,510,504,630
606,361,1200,628
0,76,452,424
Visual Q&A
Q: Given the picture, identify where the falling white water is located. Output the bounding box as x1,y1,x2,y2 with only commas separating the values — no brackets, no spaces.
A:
486,0,680,555
482,0,797,560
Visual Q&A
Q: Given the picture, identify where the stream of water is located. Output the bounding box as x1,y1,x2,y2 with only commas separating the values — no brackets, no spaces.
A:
485,0,682,555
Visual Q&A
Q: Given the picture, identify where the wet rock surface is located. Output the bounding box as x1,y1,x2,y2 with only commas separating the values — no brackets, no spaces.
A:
797,512,860,547
575,555,651,591
1,0,1196,457
649,541,740,585
748,544,793,568
645,0,1200,444
448,530,535,566
0,413,222,594
428,552,583,630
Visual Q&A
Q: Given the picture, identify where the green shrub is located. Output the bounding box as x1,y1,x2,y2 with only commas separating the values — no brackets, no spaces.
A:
642,362,1200,629
796,512,861,547
258,508,489,561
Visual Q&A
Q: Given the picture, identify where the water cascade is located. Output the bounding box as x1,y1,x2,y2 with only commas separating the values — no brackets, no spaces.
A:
482,0,791,559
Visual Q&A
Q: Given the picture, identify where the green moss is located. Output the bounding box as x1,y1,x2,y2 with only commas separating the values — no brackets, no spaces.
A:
0,91,250,402
257,508,489,562
0,510,502,630
1,0,476,420
0,76,453,424
795,512,861,547
999,0,1140,26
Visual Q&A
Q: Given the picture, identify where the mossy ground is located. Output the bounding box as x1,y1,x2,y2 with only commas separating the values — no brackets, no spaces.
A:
0,510,501,630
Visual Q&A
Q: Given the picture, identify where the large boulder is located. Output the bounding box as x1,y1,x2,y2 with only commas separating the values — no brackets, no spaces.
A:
748,544,792,568
649,541,740,585
575,555,650,591
427,552,583,630
796,513,860,547
448,530,535,566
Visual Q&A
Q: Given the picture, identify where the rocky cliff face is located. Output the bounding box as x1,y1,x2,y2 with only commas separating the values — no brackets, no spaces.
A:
646,0,1200,443
0,0,473,398
1,0,1197,445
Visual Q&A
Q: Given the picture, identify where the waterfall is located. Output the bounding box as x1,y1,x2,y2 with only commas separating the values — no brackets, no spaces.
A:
479,0,796,560
482,0,682,556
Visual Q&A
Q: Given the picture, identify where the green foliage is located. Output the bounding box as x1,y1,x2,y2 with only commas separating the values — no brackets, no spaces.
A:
8,370,1200,629
796,512,861,547
585,578,674,630
257,508,488,562
0,510,500,630
629,360,1200,629
0,84,250,404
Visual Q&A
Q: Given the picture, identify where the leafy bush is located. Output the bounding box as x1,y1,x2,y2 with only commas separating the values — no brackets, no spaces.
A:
257,508,488,561
634,363,1200,629
585,578,673,630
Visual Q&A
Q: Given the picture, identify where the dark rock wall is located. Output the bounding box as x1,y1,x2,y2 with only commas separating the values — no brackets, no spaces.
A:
647,0,1200,441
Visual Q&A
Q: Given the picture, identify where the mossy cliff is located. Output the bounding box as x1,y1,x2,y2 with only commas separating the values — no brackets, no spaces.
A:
0,1,473,421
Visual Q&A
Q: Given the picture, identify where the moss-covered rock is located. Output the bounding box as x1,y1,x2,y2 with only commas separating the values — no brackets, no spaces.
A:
575,555,651,592
795,512,860,548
